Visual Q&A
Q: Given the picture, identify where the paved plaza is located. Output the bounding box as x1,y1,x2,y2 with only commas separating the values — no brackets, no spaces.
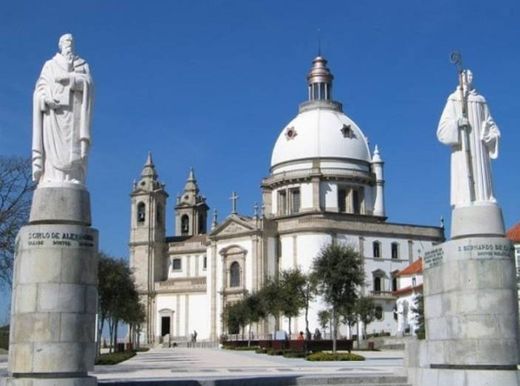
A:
1,347,404,384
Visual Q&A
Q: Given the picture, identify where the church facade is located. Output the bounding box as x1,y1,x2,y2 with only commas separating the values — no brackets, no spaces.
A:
129,56,444,344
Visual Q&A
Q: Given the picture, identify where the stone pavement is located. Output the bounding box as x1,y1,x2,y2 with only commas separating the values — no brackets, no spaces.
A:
95,347,404,383
0,347,406,384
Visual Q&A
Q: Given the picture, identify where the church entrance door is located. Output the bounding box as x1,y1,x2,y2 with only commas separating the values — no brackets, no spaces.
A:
161,316,171,336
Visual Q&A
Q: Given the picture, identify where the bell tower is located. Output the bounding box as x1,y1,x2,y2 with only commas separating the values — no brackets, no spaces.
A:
129,152,168,344
175,168,209,236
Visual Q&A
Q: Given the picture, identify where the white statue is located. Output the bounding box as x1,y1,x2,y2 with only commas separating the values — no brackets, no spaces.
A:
32,34,93,185
437,69,500,207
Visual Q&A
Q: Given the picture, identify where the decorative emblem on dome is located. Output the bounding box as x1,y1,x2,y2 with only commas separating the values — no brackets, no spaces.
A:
341,124,356,139
285,126,298,140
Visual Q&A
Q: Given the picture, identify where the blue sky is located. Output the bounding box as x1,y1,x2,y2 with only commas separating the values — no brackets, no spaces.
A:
1,1,519,317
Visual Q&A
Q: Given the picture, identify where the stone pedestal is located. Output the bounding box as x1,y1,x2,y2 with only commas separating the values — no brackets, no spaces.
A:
451,203,505,239
7,186,98,386
407,206,520,386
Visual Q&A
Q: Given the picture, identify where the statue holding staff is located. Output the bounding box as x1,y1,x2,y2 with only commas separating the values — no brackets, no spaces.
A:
437,53,500,208
32,33,93,185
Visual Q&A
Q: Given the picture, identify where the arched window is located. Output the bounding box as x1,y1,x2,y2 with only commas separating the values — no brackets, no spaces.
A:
373,241,381,258
181,215,189,235
230,261,240,287
137,202,145,224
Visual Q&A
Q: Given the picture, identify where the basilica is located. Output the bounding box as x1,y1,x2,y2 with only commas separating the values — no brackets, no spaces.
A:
129,56,444,344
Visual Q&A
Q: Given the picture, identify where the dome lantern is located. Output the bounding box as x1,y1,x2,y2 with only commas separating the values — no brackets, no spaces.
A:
307,56,334,102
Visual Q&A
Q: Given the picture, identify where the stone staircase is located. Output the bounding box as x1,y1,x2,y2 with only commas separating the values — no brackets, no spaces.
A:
156,335,219,349
292,376,411,385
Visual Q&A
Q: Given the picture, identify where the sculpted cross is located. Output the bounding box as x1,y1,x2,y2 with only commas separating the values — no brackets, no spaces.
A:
230,192,239,214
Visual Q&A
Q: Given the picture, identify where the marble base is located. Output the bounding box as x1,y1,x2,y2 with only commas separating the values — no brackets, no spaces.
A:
29,186,91,226
7,223,98,383
451,203,505,239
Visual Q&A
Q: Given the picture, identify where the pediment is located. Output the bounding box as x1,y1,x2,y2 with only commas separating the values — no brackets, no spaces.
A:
211,215,256,237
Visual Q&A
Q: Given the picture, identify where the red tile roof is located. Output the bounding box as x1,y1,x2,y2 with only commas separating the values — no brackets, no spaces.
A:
507,223,520,243
397,258,423,277
393,283,423,297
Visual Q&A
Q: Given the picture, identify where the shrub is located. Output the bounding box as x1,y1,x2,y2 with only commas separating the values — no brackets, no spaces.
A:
266,348,285,356
255,347,267,354
282,350,307,358
95,351,136,365
223,345,260,351
306,351,365,361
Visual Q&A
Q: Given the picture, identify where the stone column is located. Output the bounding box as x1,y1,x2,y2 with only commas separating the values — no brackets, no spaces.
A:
8,185,98,386
209,242,217,341
371,146,385,217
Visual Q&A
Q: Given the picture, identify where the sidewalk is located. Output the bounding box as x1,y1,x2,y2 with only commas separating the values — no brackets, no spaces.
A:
94,347,404,383
0,348,405,383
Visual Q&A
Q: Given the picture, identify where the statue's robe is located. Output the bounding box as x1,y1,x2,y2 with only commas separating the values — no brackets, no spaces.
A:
437,87,499,207
33,53,93,184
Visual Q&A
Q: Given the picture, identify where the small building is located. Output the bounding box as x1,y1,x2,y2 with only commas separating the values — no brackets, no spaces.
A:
393,258,423,336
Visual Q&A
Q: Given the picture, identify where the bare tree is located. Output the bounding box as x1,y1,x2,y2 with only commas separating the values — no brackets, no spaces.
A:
0,156,34,289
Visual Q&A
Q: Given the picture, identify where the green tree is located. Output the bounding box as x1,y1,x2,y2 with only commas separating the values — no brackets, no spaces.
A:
312,242,365,352
258,277,283,330
355,296,376,339
339,304,357,340
412,294,425,339
318,309,331,337
126,301,146,349
224,300,248,339
243,292,266,346
279,269,307,339
97,253,140,353
301,273,317,340
0,156,34,289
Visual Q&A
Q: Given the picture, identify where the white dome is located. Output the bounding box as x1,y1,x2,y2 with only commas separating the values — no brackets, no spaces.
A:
270,107,371,170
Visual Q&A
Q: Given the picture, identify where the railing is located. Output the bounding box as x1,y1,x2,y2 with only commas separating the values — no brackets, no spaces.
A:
370,290,396,298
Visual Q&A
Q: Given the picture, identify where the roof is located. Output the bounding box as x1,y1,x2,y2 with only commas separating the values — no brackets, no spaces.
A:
507,223,520,243
270,108,371,170
270,56,371,172
393,283,423,297
397,258,423,277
